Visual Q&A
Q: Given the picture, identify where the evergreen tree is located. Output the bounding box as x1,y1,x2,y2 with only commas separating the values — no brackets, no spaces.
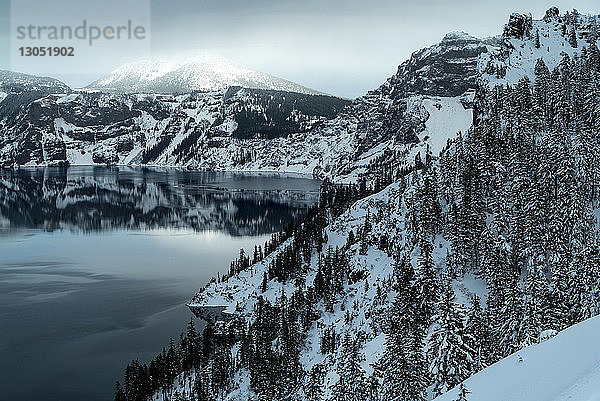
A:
379,257,427,401
333,333,367,401
193,379,208,401
569,26,578,48
114,382,126,401
456,383,470,401
305,364,325,401
465,294,490,371
429,277,476,397
360,211,372,255
415,239,439,324
522,266,549,345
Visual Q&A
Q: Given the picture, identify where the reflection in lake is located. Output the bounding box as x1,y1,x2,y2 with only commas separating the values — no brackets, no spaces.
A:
0,166,319,235
0,167,320,401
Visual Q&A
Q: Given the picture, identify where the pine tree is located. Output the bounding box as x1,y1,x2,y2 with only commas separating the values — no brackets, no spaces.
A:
360,211,372,255
522,266,549,345
379,257,427,401
535,29,540,48
114,381,126,401
333,333,367,401
379,329,427,401
305,364,325,401
193,379,208,401
465,294,490,371
428,277,476,397
415,239,439,325
456,383,470,401
569,26,578,48
497,284,525,357
261,271,268,293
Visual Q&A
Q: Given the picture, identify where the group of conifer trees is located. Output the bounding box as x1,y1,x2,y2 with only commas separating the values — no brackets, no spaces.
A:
115,34,600,401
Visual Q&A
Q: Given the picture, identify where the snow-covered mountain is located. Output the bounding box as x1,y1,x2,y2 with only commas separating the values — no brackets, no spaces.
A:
87,55,321,95
0,32,487,175
107,7,600,401
0,70,70,95
1,8,598,178
0,87,350,167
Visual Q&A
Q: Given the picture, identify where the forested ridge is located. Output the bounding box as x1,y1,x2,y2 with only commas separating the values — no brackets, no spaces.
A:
115,9,600,401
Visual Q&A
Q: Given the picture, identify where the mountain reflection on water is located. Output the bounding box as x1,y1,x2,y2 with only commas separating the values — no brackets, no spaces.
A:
0,166,321,235
0,166,321,401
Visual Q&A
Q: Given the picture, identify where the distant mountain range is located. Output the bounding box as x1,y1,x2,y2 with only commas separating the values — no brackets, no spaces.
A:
86,55,321,95
0,70,70,95
0,7,596,181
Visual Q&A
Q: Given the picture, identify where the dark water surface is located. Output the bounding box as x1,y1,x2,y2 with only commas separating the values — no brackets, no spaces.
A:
0,167,320,401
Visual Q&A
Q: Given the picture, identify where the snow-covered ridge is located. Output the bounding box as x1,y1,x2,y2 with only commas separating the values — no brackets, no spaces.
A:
481,8,599,86
108,7,600,401
0,70,71,94
87,55,321,95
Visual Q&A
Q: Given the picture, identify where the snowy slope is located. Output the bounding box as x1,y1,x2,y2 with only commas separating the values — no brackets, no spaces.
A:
107,8,600,401
186,177,488,400
434,315,600,401
87,55,321,95
0,70,70,94
481,9,599,86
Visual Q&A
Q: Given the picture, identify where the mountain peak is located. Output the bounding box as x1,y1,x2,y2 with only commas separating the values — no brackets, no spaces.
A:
87,55,321,95
441,31,479,43
0,70,71,94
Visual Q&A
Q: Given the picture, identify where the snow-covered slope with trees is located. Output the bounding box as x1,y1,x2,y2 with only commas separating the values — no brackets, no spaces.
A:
434,315,600,401
110,8,600,401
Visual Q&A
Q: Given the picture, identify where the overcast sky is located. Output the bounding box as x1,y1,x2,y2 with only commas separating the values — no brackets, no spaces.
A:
1,0,599,97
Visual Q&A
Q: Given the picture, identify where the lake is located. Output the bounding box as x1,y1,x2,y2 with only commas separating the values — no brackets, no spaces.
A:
0,166,320,401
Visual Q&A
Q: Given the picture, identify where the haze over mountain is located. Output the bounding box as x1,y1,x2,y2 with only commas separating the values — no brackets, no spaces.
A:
86,55,322,95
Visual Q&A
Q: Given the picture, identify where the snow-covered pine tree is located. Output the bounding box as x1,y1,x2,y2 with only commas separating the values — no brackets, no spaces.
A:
360,210,372,255
428,276,476,397
569,26,578,48
333,333,367,401
304,364,325,401
465,294,490,371
415,239,439,325
379,256,427,401
522,266,549,345
455,383,470,401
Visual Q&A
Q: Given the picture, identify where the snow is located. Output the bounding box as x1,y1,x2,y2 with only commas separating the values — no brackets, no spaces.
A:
88,54,320,95
0,91,7,103
443,31,479,42
56,93,79,104
434,315,600,401
417,94,473,156
481,17,597,87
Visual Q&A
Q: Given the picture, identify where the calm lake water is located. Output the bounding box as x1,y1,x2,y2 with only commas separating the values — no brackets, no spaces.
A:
0,167,320,401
